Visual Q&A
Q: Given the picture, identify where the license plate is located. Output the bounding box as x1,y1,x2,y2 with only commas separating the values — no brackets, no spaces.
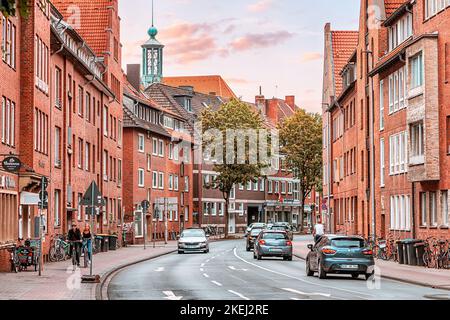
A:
341,264,358,269
269,248,282,252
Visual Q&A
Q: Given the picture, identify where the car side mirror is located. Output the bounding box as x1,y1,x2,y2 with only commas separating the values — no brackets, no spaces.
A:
176,235,180,240
307,244,314,251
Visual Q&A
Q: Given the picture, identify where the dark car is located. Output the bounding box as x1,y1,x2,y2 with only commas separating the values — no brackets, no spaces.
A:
268,224,293,240
305,235,375,280
246,228,264,251
253,230,293,261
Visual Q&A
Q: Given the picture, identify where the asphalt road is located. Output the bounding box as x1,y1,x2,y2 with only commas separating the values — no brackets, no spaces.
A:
107,238,449,300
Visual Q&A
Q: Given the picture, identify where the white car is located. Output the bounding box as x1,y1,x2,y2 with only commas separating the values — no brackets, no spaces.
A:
178,229,210,254
246,223,266,235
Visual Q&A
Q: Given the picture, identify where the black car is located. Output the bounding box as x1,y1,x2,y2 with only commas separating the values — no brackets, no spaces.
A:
246,228,264,251
306,235,375,280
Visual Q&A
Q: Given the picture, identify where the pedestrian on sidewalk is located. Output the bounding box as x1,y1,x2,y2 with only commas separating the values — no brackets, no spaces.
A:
68,223,82,267
82,224,92,263
313,217,324,243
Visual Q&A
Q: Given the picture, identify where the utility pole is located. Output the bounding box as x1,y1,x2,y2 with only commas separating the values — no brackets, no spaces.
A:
164,198,168,244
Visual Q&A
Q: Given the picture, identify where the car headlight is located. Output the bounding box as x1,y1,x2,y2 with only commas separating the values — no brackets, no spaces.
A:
200,242,207,247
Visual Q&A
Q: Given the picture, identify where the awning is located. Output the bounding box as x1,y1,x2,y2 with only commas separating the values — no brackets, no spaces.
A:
20,192,39,205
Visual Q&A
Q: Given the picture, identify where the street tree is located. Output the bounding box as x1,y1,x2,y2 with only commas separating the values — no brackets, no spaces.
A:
200,99,267,238
0,0,29,17
279,109,322,232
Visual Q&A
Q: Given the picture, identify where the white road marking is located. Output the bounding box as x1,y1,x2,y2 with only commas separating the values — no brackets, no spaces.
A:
233,248,373,299
203,273,210,278
228,266,248,271
211,281,223,287
228,290,250,300
282,288,331,298
206,259,210,263
154,267,165,272
200,268,204,272
163,291,183,300
201,263,205,267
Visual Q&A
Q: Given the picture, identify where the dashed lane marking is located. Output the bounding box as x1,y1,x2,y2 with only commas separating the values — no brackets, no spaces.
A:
228,290,250,301
211,281,223,287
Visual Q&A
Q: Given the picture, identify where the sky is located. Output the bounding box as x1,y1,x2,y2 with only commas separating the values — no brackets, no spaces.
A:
119,0,360,113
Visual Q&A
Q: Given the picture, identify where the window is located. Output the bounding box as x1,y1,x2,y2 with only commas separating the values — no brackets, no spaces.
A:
77,193,83,221
158,139,164,157
103,106,108,136
185,98,192,112
388,13,413,51
158,172,164,189
138,134,145,153
174,175,179,191
379,80,384,130
288,182,293,195
2,97,15,147
260,179,265,192
169,143,174,159
211,203,217,216
134,211,143,238
253,180,258,191
152,171,158,189
203,202,209,216
441,190,449,227
118,159,122,186
78,138,83,168
247,181,252,191
118,121,122,146
268,180,273,193
389,131,408,175
410,122,424,163
55,127,61,166
55,68,62,108
275,181,279,193
138,168,145,187
103,150,108,180
388,67,407,114
420,192,427,226
183,146,190,163
380,138,385,187
390,195,411,231
425,0,449,19
85,142,90,171
54,190,61,227
168,174,174,190
184,176,189,192
430,192,437,227
411,53,424,89
219,203,224,216
2,19,15,68
152,138,158,155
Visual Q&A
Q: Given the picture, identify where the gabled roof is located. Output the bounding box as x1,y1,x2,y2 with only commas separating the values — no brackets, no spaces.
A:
162,75,237,99
51,0,112,56
384,0,409,18
331,31,359,97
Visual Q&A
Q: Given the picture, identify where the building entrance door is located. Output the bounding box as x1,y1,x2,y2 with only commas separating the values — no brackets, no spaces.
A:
247,207,259,225
228,213,236,234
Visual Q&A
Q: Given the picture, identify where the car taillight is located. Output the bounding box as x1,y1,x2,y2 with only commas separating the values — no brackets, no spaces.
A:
286,240,292,246
321,248,336,255
362,249,373,256
259,240,266,245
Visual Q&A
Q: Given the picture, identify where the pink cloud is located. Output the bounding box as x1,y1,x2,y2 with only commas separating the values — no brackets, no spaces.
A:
248,0,274,13
300,52,323,62
229,31,294,51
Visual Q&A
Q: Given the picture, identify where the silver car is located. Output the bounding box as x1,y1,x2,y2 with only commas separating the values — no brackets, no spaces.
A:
253,230,293,261
178,229,209,254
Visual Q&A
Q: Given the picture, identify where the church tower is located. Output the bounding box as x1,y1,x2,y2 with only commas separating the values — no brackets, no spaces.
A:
142,0,164,87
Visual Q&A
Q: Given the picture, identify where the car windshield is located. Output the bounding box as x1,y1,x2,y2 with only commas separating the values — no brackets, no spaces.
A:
331,238,365,248
181,229,205,238
262,233,287,240
270,226,286,231
250,229,263,236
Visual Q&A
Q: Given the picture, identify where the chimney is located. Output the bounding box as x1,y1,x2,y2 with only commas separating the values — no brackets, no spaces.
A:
285,95,296,111
255,86,266,115
127,64,141,91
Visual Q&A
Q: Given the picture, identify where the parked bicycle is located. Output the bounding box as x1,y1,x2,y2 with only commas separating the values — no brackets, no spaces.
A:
49,234,70,262
7,244,20,273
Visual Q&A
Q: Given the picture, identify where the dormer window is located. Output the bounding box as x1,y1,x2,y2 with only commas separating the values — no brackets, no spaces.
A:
185,98,192,112
388,13,413,52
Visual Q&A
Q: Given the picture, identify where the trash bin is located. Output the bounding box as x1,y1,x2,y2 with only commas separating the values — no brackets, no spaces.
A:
94,236,102,254
397,240,405,264
98,235,109,252
108,235,118,251
402,239,420,265
415,242,426,267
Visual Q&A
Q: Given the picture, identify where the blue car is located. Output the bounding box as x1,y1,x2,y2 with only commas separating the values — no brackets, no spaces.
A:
306,235,375,280
253,230,293,261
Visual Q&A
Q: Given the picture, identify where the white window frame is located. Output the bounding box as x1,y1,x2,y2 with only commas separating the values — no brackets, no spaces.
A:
138,168,145,187
138,134,145,153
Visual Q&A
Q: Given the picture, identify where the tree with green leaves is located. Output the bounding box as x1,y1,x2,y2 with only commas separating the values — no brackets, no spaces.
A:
200,99,267,238
279,109,322,232
0,0,29,18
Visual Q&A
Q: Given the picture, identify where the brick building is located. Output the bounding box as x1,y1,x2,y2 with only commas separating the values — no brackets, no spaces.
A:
322,0,450,241
0,0,123,272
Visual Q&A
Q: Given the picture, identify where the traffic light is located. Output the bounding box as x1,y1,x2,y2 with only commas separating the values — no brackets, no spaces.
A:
39,177,49,209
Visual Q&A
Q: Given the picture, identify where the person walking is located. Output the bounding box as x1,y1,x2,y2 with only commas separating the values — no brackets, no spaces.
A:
68,223,82,267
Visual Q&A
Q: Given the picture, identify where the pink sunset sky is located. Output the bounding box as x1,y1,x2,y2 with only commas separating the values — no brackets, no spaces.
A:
119,0,360,113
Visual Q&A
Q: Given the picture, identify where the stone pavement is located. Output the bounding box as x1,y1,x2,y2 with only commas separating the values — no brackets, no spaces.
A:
293,236,450,291
0,241,177,300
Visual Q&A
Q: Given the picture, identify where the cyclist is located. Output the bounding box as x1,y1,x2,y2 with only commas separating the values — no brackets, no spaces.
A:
81,223,92,265
312,217,325,243
68,222,82,267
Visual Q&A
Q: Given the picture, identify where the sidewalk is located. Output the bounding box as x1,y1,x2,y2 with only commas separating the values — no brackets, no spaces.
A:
293,236,450,291
0,241,177,300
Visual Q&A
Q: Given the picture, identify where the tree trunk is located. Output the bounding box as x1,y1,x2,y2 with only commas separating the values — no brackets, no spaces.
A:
299,187,305,233
224,197,229,239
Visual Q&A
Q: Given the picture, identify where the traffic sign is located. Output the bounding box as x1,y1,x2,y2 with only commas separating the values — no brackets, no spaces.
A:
81,181,105,206
2,156,21,172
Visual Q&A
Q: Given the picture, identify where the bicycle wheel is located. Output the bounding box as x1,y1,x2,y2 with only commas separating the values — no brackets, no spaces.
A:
49,247,57,262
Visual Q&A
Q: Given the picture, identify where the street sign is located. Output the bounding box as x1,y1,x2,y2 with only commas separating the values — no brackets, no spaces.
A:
81,181,105,206
2,156,21,172
141,200,150,212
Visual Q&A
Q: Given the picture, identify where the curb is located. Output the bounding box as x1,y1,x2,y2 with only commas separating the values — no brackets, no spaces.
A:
95,249,177,300
293,253,450,292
